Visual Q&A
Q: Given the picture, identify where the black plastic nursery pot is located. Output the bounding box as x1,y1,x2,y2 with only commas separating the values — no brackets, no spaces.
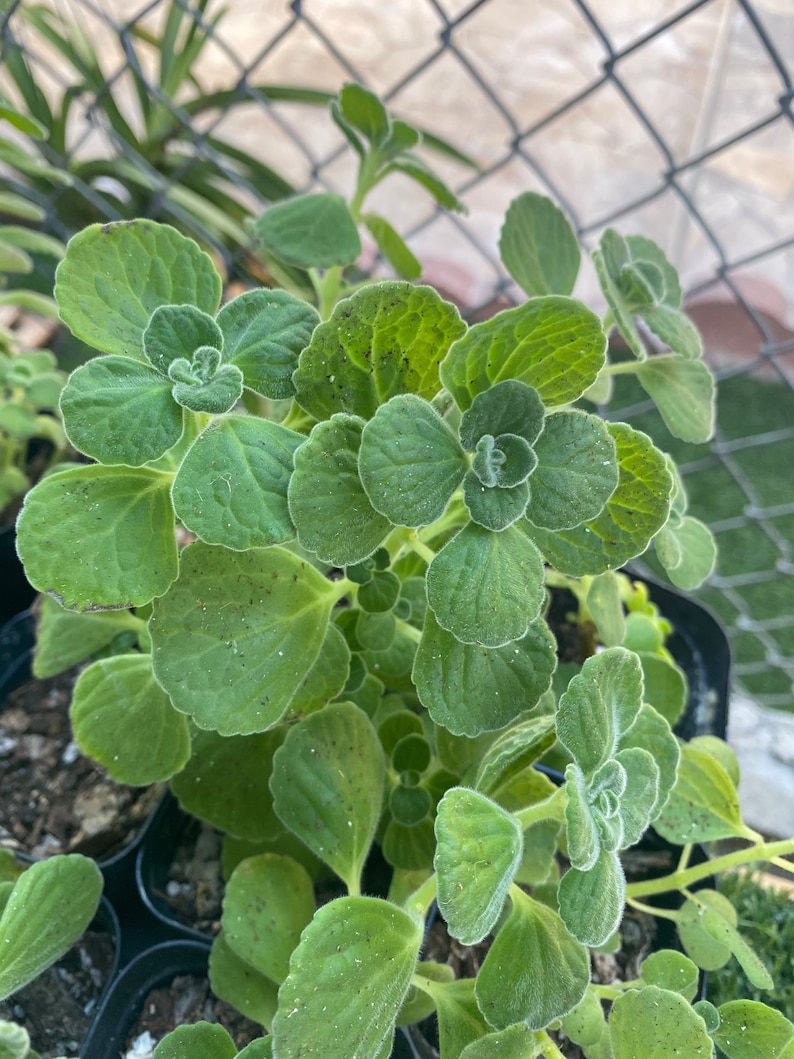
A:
0,524,36,627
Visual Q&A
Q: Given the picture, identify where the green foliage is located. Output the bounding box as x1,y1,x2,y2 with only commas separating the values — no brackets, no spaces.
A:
13,94,789,1055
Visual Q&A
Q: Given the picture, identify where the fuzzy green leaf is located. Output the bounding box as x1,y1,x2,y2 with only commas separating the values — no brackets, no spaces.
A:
33,594,143,678
172,416,302,549
678,889,736,970
640,950,700,1002
656,515,717,591
637,655,687,728
359,394,467,526
635,355,715,443
713,1000,794,1059
460,1023,541,1059
150,542,338,735
426,522,545,647
59,355,183,466
362,213,421,280
499,192,580,297
609,986,712,1058
556,647,644,774
558,849,626,948
70,654,190,784
285,621,351,720
654,744,748,843
524,410,618,530
209,931,279,1031
288,414,391,566
55,220,222,358
458,379,546,451
152,1023,237,1059
564,764,600,871
338,83,390,145
613,746,660,846
294,281,465,421
222,853,315,984
435,787,523,945
0,1021,30,1059
586,571,626,646
526,422,673,575
618,703,680,817
255,192,361,270
16,465,178,610
476,886,590,1030
170,727,284,840
642,304,702,359
474,716,557,797
414,612,556,736
216,288,320,400
0,855,102,1000
270,702,385,894
463,475,530,531
440,297,606,412
168,349,244,414
143,304,223,375
272,897,422,1059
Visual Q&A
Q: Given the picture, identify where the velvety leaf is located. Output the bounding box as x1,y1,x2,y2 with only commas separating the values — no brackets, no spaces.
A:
59,355,182,466
656,515,717,591
586,571,626,647
609,986,712,1058
216,288,320,400
499,191,580,297
359,394,467,526
417,977,491,1058
625,235,682,307
426,522,545,647
386,153,465,212
0,1021,30,1059
338,82,390,145
150,542,339,735
17,465,178,610
473,715,557,795
680,891,772,989
561,989,610,1052
556,647,644,774
558,849,626,948
642,304,702,359
637,654,687,728
458,379,546,451
143,304,223,375
172,416,302,549
526,422,673,576
713,1000,794,1059
255,192,361,270
690,735,740,787
592,233,647,361
294,282,465,421
171,727,284,840
168,353,243,415
55,220,222,358
440,297,606,412
613,746,659,846
272,897,422,1059
382,817,436,872
476,887,590,1030
152,1023,237,1059
223,854,314,983
460,1023,541,1059
654,744,748,843
635,355,715,443
238,1039,274,1059
356,610,396,651
285,622,350,720
362,213,421,280
389,783,432,826
357,571,401,613
640,950,700,1002
33,595,142,678
0,855,102,999
270,701,385,894
209,932,278,1030
618,703,680,817
70,654,190,784
288,414,391,565
435,787,523,945
414,608,556,736
524,411,618,530
564,764,599,871
463,475,530,531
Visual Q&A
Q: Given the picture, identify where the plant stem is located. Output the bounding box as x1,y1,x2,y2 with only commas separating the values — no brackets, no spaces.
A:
404,872,437,922
625,838,794,899
310,265,343,319
514,785,567,830
601,360,641,376
537,1030,568,1059
626,896,681,922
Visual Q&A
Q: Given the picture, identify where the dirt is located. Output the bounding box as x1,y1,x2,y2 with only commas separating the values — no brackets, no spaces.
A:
155,819,226,936
123,973,265,1056
0,926,116,1058
0,666,164,860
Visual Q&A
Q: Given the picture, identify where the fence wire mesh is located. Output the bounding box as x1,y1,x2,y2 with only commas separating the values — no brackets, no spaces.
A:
1,0,793,710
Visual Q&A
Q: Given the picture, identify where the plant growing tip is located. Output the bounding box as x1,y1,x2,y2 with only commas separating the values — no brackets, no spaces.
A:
11,82,793,1059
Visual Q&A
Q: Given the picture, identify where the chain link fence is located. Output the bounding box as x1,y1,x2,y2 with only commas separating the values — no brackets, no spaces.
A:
2,0,793,710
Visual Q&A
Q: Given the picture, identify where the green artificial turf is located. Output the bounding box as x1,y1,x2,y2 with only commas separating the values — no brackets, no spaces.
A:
603,370,794,713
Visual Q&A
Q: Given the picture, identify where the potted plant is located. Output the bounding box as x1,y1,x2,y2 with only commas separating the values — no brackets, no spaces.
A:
14,84,794,1058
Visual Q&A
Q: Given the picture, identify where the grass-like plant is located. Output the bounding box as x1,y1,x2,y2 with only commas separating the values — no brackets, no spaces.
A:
13,84,794,1059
